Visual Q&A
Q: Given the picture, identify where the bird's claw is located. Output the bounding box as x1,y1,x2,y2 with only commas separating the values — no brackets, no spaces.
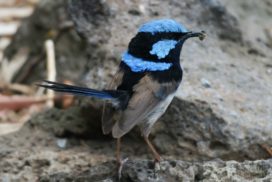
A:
152,158,162,179
118,157,128,180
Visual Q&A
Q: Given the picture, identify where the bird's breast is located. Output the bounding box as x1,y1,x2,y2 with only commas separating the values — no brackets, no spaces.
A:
149,63,183,83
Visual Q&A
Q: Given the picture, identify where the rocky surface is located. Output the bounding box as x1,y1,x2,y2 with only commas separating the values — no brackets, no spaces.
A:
39,159,272,182
2,150,272,182
0,0,272,181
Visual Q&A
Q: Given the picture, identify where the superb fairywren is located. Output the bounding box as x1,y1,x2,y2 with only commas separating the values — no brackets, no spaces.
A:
39,19,205,175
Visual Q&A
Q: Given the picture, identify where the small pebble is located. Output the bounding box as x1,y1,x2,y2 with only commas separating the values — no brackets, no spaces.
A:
201,78,211,88
56,138,67,149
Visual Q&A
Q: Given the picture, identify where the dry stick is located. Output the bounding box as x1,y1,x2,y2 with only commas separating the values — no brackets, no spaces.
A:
45,40,56,107
12,24,73,83
1,48,29,83
1,83,34,95
0,95,48,110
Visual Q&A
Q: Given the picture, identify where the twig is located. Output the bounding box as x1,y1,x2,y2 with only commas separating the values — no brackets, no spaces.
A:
0,83,34,95
0,94,64,111
0,48,29,83
45,39,56,107
0,95,48,110
13,53,44,83
11,25,72,83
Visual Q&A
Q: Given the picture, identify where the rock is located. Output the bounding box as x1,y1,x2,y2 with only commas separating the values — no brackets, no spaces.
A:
199,0,243,42
68,0,112,40
27,100,105,139
56,138,67,149
200,78,212,88
1,97,269,162
153,98,271,161
38,159,272,181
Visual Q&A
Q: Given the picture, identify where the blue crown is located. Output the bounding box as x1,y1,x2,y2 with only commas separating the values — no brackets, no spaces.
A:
138,19,188,34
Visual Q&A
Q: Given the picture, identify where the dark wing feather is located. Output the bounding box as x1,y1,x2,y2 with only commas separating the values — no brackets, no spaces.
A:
101,70,124,134
112,75,179,138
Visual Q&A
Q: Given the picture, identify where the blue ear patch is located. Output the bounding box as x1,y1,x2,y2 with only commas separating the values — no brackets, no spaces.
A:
150,40,178,59
122,52,172,72
139,19,188,34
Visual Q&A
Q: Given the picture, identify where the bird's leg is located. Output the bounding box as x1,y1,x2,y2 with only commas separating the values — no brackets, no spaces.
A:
144,136,161,178
116,137,121,164
116,137,128,179
144,136,161,162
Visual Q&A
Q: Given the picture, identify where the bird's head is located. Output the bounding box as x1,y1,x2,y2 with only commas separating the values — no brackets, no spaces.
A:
123,19,205,67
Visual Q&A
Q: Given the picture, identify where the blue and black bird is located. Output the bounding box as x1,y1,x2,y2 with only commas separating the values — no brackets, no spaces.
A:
39,19,205,171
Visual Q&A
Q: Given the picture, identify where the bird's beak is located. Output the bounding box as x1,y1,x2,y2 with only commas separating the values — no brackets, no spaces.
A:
179,31,206,42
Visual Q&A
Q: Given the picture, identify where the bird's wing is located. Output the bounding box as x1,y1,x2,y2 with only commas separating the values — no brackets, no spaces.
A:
102,69,124,134
112,75,179,138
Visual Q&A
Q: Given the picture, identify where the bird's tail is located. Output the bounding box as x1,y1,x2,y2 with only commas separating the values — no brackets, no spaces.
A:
37,80,127,102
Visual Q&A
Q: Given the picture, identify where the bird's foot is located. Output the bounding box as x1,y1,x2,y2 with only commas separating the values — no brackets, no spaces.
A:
152,157,162,179
117,157,128,180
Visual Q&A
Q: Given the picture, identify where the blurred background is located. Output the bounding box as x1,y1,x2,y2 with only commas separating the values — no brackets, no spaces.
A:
0,0,271,181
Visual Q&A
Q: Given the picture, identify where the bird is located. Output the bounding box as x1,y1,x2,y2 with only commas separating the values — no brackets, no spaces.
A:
38,19,205,177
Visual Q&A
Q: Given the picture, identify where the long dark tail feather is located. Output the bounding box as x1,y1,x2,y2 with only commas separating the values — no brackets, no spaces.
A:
37,80,128,102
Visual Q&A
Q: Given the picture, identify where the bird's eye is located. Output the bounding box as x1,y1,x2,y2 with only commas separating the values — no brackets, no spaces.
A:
149,40,178,59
